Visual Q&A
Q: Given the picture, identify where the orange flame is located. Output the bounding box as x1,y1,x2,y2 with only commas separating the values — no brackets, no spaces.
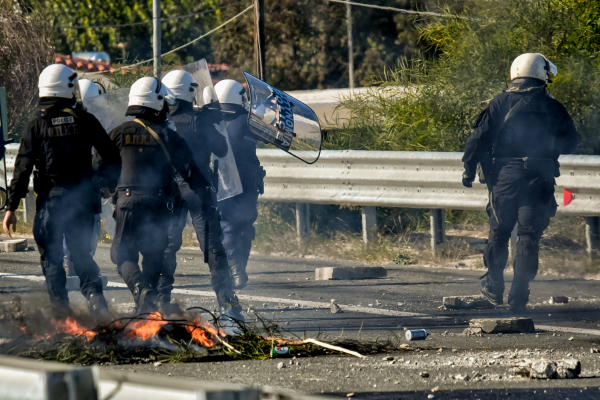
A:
56,317,97,340
124,312,168,341
185,316,226,347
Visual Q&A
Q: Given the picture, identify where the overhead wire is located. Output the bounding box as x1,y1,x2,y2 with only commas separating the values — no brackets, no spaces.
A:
54,1,248,29
327,0,468,19
94,4,254,74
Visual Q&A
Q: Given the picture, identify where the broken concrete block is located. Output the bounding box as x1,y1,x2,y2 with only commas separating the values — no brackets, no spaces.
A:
443,295,494,310
462,327,483,337
0,238,27,252
512,358,581,379
469,317,535,334
330,301,342,314
556,359,581,379
315,266,387,281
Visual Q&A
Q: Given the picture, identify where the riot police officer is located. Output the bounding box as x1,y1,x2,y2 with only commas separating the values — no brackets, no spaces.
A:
95,76,224,315
215,79,265,289
159,71,243,320
3,64,121,320
462,53,577,312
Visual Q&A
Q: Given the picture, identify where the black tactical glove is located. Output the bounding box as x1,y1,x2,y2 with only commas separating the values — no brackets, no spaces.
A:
462,170,475,188
202,204,219,221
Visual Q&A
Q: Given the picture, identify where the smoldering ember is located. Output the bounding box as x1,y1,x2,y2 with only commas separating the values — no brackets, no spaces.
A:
4,1,600,399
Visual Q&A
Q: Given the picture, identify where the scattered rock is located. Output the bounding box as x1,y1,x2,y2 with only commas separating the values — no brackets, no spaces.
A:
331,301,343,314
443,295,494,310
591,348,599,354
568,337,574,341
346,393,354,398
277,362,286,369
427,395,435,399
153,362,162,367
431,387,439,393
454,374,470,381
420,372,430,378
382,356,394,361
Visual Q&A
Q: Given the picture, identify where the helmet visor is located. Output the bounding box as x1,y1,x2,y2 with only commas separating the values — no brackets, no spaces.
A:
69,72,82,101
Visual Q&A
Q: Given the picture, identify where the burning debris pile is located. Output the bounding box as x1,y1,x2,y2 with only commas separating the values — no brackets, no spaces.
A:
0,297,395,365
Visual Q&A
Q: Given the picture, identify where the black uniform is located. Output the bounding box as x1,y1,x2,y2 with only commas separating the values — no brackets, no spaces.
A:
462,78,577,309
94,105,215,311
158,100,231,306
8,98,121,314
219,113,264,288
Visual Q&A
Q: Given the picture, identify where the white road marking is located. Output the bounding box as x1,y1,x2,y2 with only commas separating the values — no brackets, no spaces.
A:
4,273,600,335
536,325,600,336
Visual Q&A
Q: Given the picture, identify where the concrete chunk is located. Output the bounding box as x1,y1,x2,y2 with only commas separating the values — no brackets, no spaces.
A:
0,239,27,253
443,295,494,309
513,358,581,379
315,266,387,280
469,317,535,334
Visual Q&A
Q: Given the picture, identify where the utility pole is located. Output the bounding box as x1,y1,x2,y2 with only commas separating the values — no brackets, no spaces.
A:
153,0,161,78
254,0,266,80
347,3,354,89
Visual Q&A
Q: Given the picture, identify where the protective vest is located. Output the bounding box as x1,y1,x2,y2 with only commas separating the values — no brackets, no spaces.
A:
493,88,561,160
37,107,95,186
114,120,173,194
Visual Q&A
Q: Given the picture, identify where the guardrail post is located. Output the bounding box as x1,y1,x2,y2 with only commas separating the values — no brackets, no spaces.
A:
296,203,310,241
585,217,600,257
361,206,377,244
430,209,446,257
23,190,35,223
508,223,518,261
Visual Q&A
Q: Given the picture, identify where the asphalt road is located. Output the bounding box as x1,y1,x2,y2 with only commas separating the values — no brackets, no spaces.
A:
2,236,600,399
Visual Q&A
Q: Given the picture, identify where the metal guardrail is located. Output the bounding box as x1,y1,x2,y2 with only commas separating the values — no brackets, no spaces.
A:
257,149,600,215
256,149,600,253
0,355,331,400
6,144,600,250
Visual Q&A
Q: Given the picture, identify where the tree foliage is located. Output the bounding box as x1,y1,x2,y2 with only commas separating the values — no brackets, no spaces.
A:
0,1,54,140
35,0,439,90
331,0,600,154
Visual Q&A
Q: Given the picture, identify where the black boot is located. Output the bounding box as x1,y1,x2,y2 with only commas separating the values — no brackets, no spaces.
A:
88,293,111,325
230,264,248,290
479,278,504,306
216,289,245,322
132,283,158,315
508,281,530,313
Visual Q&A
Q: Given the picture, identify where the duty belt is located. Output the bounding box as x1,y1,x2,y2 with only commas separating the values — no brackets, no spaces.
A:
117,188,166,197
494,157,554,169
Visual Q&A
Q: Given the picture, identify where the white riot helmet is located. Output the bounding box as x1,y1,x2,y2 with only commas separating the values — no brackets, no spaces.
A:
128,77,175,111
161,70,198,103
214,79,249,112
510,53,557,83
38,64,80,99
79,79,101,100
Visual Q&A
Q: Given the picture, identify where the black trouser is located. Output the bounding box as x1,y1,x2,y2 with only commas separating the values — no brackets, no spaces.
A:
219,190,259,273
110,191,171,294
158,181,231,301
33,183,103,308
483,167,555,304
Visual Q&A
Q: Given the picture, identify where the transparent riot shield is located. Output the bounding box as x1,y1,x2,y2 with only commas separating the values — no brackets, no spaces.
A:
179,59,243,201
83,88,132,133
243,72,322,164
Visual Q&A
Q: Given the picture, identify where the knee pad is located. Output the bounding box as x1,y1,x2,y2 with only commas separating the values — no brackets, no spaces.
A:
518,234,539,250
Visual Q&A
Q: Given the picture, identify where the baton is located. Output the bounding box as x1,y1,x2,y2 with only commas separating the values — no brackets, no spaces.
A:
204,160,219,264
